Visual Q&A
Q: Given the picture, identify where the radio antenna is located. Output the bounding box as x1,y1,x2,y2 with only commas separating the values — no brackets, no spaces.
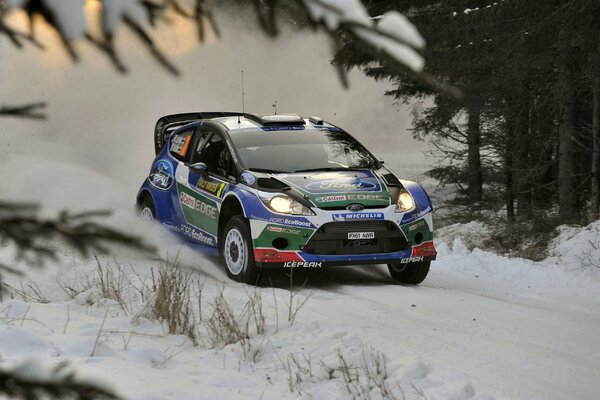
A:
239,70,245,124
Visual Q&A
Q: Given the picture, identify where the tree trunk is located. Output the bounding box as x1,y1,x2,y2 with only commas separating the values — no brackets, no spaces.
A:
514,89,532,217
557,29,577,222
466,100,483,203
505,119,515,221
592,68,600,220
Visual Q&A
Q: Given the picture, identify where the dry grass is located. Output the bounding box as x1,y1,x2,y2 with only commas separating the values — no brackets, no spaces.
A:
205,287,247,348
151,264,198,345
283,347,402,400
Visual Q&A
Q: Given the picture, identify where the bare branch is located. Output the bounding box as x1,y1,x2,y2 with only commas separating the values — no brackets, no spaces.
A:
0,103,46,119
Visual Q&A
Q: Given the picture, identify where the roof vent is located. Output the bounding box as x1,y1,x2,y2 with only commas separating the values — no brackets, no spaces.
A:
309,116,324,125
257,114,305,126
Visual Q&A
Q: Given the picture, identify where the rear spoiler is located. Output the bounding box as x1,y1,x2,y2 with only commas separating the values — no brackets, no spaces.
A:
154,112,245,154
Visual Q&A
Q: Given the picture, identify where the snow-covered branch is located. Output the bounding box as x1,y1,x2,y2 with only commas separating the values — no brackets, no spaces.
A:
0,0,428,86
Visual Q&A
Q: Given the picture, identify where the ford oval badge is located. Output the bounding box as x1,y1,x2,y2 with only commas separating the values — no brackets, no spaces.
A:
346,203,365,212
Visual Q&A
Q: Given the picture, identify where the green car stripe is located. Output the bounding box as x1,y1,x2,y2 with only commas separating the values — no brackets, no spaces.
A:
177,183,219,236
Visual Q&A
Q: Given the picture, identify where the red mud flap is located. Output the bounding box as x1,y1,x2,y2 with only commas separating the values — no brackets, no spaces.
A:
254,248,302,263
411,241,437,260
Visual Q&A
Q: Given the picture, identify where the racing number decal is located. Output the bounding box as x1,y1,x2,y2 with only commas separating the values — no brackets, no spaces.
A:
197,176,228,199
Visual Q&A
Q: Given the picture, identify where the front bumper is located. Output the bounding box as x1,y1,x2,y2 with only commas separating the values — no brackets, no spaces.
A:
254,240,437,268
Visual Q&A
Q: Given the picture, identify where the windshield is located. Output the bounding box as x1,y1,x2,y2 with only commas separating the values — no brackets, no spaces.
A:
230,129,378,173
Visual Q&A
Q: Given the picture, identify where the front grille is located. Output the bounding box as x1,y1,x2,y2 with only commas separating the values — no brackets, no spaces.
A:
302,221,409,255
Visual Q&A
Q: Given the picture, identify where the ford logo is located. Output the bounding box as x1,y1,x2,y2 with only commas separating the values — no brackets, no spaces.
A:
346,203,365,211
305,180,377,192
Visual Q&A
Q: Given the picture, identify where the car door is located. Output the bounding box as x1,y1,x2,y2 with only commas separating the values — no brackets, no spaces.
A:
175,127,235,247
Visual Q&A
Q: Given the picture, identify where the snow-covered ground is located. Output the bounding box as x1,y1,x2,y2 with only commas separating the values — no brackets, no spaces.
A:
1,153,599,400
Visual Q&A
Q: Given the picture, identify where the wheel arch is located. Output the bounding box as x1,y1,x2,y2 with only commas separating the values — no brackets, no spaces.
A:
136,189,153,209
218,195,246,254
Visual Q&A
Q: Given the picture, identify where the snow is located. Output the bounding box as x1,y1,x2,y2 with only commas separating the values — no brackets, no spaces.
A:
355,29,425,72
378,11,426,49
100,0,148,34
42,0,87,40
1,153,599,399
0,227,598,399
303,0,371,31
302,0,426,72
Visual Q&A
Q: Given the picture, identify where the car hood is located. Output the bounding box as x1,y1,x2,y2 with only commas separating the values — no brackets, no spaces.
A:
271,170,391,208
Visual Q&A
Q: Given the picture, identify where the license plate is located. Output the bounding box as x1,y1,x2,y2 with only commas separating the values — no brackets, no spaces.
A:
347,232,375,240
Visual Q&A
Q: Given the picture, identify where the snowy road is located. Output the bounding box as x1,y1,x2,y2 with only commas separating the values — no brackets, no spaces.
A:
1,223,599,399
259,243,600,400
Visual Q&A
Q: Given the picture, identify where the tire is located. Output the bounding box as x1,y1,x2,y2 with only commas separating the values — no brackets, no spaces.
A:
222,215,260,284
139,195,156,221
387,260,430,285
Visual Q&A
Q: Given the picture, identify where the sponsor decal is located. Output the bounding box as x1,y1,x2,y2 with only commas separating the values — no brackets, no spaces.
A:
346,203,365,211
197,177,227,198
283,261,322,268
178,184,219,235
315,195,346,203
195,198,218,219
269,217,313,228
267,226,301,235
332,212,384,221
347,194,387,201
261,126,306,131
306,180,377,192
178,224,214,246
180,192,196,209
399,256,425,264
226,140,239,163
408,220,426,232
149,160,174,190
402,206,432,223
180,191,218,219
240,172,256,186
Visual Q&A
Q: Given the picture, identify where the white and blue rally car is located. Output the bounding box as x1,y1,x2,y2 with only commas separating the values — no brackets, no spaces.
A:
137,112,436,284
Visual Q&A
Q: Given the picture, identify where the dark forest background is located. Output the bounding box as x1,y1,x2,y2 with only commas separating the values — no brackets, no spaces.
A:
336,0,600,229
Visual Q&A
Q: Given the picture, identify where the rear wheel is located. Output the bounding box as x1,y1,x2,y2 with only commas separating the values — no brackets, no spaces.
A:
387,260,430,285
222,216,260,284
139,195,156,221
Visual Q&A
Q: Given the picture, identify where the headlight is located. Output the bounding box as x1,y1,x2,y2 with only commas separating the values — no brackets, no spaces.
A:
395,190,415,212
265,195,315,216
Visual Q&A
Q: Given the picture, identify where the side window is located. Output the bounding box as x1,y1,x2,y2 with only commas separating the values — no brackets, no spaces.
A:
191,131,233,178
170,130,193,162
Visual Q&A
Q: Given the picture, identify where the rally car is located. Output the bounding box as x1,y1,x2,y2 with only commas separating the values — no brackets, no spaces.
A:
136,112,436,285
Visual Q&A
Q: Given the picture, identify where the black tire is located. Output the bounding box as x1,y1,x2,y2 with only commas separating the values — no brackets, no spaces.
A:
139,195,156,221
222,216,260,284
387,260,430,285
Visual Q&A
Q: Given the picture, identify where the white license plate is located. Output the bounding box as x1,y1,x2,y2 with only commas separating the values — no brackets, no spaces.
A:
347,232,375,240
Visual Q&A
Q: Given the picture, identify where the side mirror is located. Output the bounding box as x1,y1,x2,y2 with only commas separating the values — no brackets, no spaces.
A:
188,162,207,174
379,159,385,165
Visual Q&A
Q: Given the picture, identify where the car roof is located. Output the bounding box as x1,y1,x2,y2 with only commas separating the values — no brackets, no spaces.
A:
169,114,343,140
212,115,341,133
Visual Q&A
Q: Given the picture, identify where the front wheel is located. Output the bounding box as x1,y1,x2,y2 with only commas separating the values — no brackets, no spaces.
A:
387,260,430,285
222,216,260,284
139,195,156,221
